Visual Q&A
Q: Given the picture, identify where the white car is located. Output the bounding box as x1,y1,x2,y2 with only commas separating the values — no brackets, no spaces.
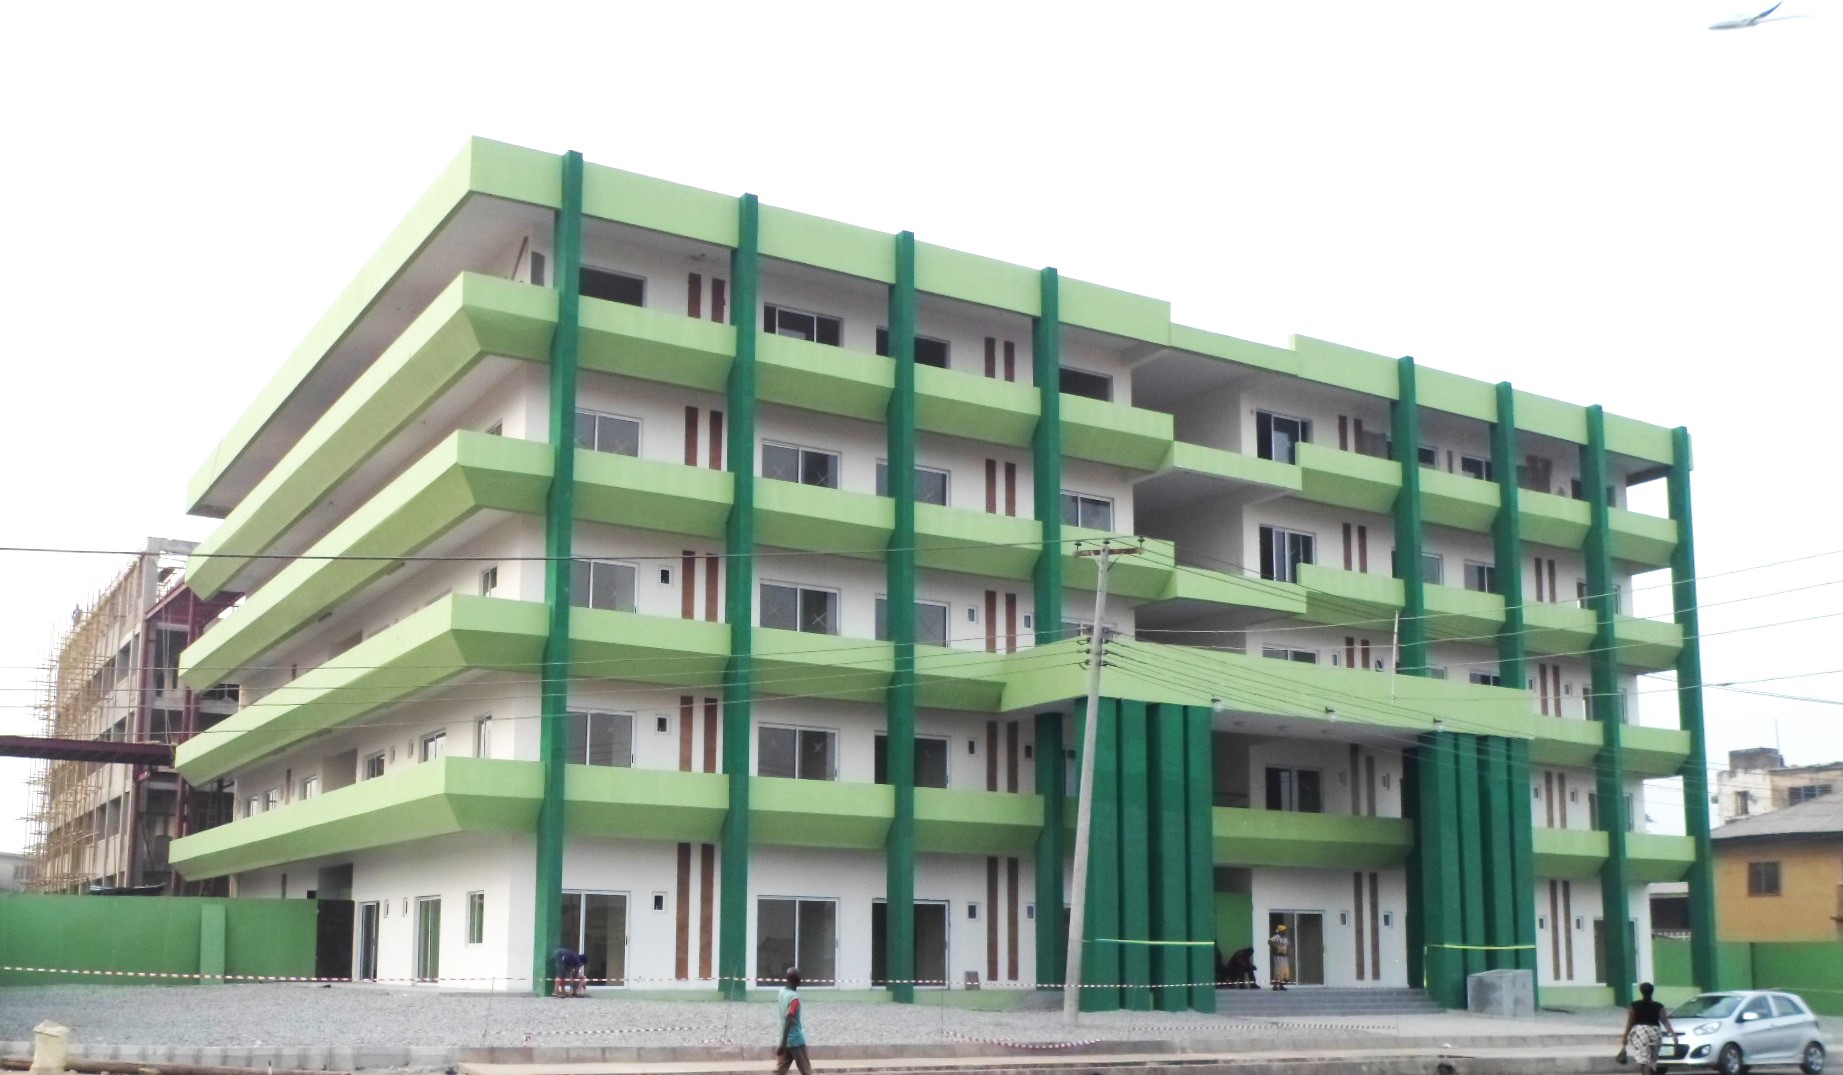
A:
1659,990,1826,1074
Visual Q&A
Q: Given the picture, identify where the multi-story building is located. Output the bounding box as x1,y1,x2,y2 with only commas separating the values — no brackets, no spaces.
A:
167,138,1716,1010
0,851,31,893
1714,748,1843,825
1712,796,1843,941
28,540,241,894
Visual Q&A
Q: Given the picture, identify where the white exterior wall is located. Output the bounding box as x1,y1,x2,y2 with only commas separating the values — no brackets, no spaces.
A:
1251,867,1410,987
914,295,1035,386
1532,877,1654,986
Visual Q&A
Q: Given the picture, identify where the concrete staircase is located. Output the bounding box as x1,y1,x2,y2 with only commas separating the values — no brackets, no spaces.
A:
1214,986,1445,1016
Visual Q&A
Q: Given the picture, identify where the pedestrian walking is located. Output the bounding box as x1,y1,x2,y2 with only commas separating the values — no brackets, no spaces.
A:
1621,981,1678,1074
773,967,812,1075
1267,925,1291,991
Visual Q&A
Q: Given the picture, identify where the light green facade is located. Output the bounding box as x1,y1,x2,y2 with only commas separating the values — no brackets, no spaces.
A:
173,139,1710,1011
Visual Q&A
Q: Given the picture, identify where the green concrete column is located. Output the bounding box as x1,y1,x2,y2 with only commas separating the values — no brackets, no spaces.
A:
883,231,919,1003
1506,737,1540,1006
1456,736,1488,979
1078,697,1122,1012
1118,700,1152,1011
1183,705,1216,1014
1391,356,1430,675
1411,730,1465,1008
1668,427,1718,989
531,149,583,996
1490,382,1528,687
1581,405,1633,1006
718,193,761,1001
1148,703,1188,1012
1034,711,1066,991
1480,738,1517,971
1032,268,1064,644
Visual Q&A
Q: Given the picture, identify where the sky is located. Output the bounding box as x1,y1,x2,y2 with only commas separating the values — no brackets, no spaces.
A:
0,1,1838,853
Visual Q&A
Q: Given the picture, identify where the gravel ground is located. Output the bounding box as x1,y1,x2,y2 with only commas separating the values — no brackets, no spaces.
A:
0,984,1558,1050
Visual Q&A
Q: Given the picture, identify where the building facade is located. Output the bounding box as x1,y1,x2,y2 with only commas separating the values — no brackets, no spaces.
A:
1712,797,1843,941
29,541,240,894
1714,748,1843,826
168,139,1716,1009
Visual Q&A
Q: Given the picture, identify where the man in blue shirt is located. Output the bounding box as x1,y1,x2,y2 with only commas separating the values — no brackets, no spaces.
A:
773,968,810,1075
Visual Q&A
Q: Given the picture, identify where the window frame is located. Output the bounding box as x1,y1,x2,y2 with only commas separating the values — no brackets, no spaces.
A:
1746,860,1781,896
874,595,952,647
759,582,840,635
756,724,837,781
361,752,386,780
420,731,446,762
873,733,950,788
1058,366,1113,402
1459,454,1493,481
762,441,841,489
1258,525,1316,583
465,890,486,945
1060,491,1114,531
564,709,636,768
1264,765,1324,813
573,408,642,457
579,266,646,307
1261,646,1319,664
1255,411,1311,464
875,460,950,506
571,558,639,613
763,303,843,345
875,327,950,369
1464,561,1497,594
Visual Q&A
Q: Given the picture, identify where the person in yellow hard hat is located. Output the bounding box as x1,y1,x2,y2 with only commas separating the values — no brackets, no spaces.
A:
1267,924,1292,991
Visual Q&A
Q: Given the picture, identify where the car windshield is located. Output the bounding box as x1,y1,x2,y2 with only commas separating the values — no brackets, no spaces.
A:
1672,994,1743,1019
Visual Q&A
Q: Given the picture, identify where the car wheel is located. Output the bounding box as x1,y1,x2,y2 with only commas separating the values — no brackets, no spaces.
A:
1717,1042,1745,1075
1801,1041,1826,1075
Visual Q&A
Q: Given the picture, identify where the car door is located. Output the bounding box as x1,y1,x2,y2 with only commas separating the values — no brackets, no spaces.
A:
1734,995,1780,1060
1767,994,1814,1060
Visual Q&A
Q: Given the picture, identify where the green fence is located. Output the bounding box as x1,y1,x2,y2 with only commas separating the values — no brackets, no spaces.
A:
1652,935,1841,1015
0,894,315,985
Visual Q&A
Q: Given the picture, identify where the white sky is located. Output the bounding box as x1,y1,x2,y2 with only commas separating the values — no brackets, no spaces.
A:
1,1,1838,853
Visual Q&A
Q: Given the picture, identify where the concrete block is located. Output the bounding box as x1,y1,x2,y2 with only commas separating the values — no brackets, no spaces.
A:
325,1044,358,1071
406,1046,449,1068
195,1046,226,1067
355,1045,407,1069
1468,967,1537,1018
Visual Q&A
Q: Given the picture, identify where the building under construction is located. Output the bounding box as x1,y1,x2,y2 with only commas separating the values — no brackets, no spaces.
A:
21,538,240,894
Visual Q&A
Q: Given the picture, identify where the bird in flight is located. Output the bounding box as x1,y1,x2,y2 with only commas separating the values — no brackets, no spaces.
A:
1709,2,1793,28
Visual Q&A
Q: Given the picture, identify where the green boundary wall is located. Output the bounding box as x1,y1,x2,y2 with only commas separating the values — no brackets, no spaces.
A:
0,894,315,985
1653,937,1841,1014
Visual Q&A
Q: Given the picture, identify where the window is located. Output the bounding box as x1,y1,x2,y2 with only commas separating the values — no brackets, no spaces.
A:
873,734,949,788
1416,445,1437,468
764,304,842,345
580,267,645,307
758,726,834,780
1059,367,1112,401
875,328,949,368
1420,552,1444,585
474,717,492,759
571,559,637,612
1771,994,1811,1017
1258,526,1315,583
573,410,640,456
1788,783,1832,804
479,566,499,597
1735,790,1752,816
1460,455,1493,481
1265,767,1322,813
1060,620,1117,641
874,597,950,646
1261,647,1318,664
875,462,948,506
566,710,634,767
762,443,839,488
755,897,836,986
420,731,446,762
263,788,281,812
1469,671,1503,686
362,752,386,780
760,583,837,634
1255,411,1310,464
1061,492,1113,530
466,891,486,945
300,776,320,800
245,795,261,817
1464,561,1497,594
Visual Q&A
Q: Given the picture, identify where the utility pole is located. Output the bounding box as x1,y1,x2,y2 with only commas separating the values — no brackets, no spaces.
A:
1063,539,1141,1023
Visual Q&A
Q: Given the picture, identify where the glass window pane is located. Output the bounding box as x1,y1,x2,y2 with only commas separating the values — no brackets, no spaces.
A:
761,584,797,630
1298,770,1322,813
571,560,592,607
874,597,889,641
798,729,832,780
916,337,949,368
918,603,948,646
875,462,889,497
916,469,948,506
758,727,797,778
1080,498,1112,530
599,416,639,456
801,450,837,489
755,898,797,985
587,713,616,766
873,734,889,784
816,317,842,347
763,444,799,482
574,411,597,450
797,900,837,984
779,310,817,340
565,711,588,766
917,738,948,788
1061,493,1080,526
800,589,836,634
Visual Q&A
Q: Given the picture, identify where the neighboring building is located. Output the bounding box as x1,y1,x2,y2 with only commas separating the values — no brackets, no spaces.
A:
1713,796,1843,941
1714,747,1843,826
27,541,241,894
0,850,31,892
165,138,1715,1009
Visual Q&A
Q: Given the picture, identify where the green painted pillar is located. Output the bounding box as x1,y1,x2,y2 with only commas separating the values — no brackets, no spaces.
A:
1413,730,1465,1008
1149,703,1189,1012
1455,735,1488,979
1581,405,1633,1006
1033,711,1066,992
1668,427,1718,990
1490,382,1528,687
1480,737,1517,971
718,193,761,1001
1032,268,1064,644
883,231,919,1003
531,149,583,996
1391,356,1430,676
1506,737,1540,1007
1183,705,1216,1014
1118,700,1152,1011
1079,697,1122,1013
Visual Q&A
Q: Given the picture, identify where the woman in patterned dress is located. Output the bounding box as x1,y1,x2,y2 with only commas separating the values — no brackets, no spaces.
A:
1622,981,1678,1074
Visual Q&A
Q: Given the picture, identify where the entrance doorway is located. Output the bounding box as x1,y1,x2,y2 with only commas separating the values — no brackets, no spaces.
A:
869,901,949,987
356,902,380,981
315,898,355,981
1267,911,1325,985
560,891,628,987
414,896,441,981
